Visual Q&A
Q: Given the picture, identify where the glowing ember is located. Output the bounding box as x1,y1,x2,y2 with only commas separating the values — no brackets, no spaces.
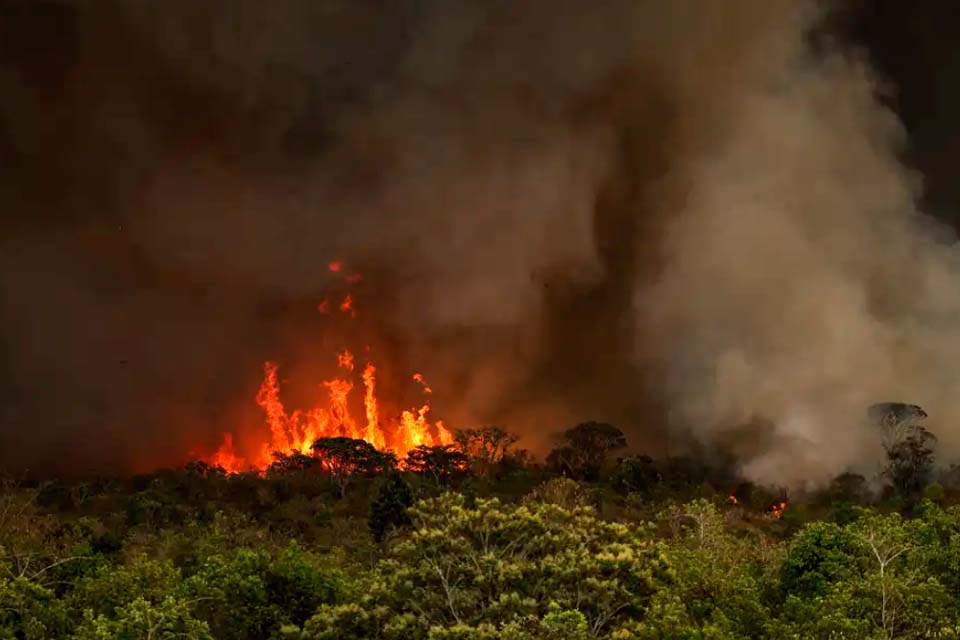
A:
340,294,355,316
727,495,738,505
770,501,788,519
413,372,432,394
328,261,342,272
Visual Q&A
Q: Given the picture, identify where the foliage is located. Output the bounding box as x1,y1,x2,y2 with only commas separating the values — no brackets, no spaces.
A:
311,437,398,498
452,427,519,478
546,422,626,481
306,493,673,638
883,425,937,502
9,437,960,640
522,477,593,510
368,474,414,543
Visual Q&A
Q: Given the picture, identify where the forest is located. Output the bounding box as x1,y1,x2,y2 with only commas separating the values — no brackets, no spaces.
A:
3,414,960,640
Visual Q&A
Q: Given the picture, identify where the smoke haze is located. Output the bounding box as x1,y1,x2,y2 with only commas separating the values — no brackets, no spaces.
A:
2,0,958,484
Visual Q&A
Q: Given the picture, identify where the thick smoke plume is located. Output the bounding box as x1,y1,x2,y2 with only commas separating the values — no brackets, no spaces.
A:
1,0,957,484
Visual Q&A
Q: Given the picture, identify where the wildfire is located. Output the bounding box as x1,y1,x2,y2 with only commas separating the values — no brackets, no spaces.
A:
727,495,738,505
207,261,452,473
770,501,788,519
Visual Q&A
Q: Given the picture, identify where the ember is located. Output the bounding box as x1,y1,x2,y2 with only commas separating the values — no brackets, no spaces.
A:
770,501,788,519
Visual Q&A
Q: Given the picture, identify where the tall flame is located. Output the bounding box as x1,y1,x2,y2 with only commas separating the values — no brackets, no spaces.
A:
207,261,452,473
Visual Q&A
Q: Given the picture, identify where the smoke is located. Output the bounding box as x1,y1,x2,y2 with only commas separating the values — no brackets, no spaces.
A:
2,0,958,484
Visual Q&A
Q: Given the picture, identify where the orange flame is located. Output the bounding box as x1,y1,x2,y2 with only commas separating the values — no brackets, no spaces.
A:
206,264,452,473
337,350,354,371
412,372,433,394
209,352,451,473
770,501,788,519
362,363,384,450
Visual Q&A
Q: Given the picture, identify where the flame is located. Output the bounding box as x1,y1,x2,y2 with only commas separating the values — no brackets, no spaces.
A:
210,433,242,472
206,264,452,473
209,352,451,473
727,495,738,505
362,363,384,450
770,501,788,519
337,350,354,371
413,372,432,394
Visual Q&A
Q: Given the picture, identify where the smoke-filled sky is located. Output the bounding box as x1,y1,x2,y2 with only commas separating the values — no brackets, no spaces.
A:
3,0,960,484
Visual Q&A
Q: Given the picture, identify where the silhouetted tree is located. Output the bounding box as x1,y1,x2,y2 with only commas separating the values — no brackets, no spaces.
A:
882,426,936,502
547,421,627,481
453,426,519,478
868,402,936,503
267,451,317,476
311,437,397,498
403,445,470,487
827,472,869,505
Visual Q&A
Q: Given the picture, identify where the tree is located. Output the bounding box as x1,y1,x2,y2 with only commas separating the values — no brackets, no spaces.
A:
612,455,661,495
523,477,593,510
452,426,519,478
632,500,772,638
882,426,936,502
267,451,318,476
304,494,673,638
403,445,470,488
182,543,342,640
310,437,397,498
547,422,627,481
368,474,414,543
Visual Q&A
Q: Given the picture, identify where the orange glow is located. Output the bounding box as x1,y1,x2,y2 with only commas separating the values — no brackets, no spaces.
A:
727,495,738,505
337,350,354,371
362,363,384,450
770,501,788,519
412,372,433,394
210,433,243,472
208,354,451,473
206,264,452,473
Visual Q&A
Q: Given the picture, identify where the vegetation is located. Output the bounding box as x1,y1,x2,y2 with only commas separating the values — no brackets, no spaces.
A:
5,417,960,639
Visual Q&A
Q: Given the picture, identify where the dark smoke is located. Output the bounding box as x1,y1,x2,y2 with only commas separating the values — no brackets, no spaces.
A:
1,0,958,484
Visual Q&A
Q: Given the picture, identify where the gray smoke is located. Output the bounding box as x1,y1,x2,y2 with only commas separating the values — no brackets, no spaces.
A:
1,0,957,484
